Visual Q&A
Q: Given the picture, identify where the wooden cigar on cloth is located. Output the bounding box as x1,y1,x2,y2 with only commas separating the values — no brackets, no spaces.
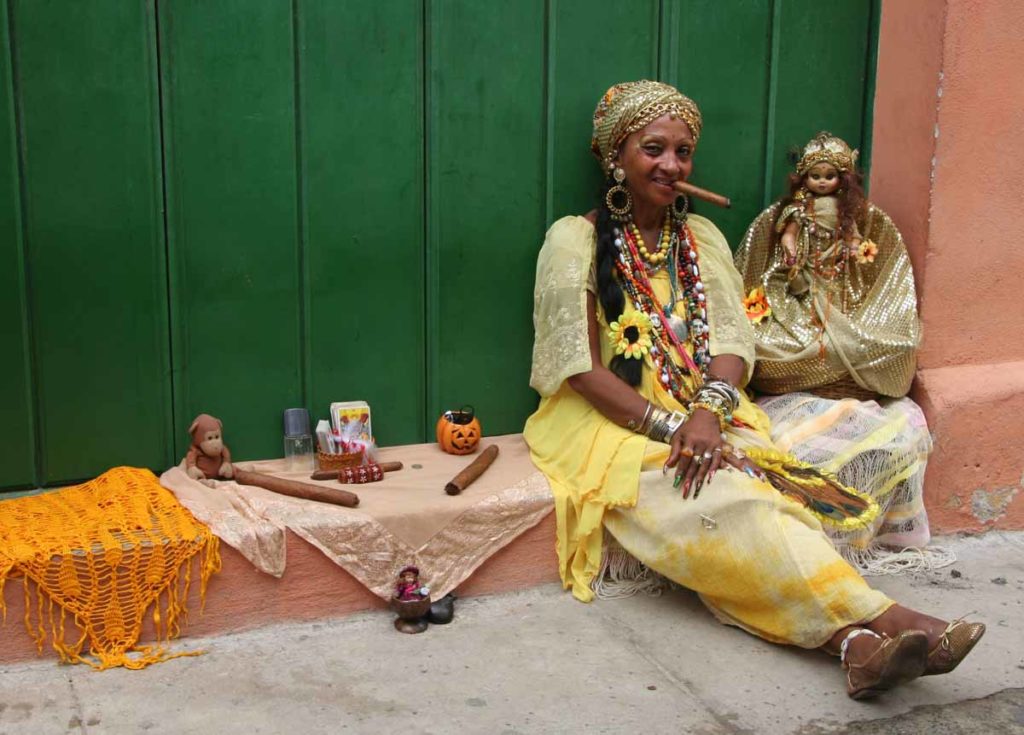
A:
234,468,359,507
445,444,500,496
673,180,731,209
311,461,403,481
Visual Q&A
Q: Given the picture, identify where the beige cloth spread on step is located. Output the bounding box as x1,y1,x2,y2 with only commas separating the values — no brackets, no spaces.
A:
158,434,553,600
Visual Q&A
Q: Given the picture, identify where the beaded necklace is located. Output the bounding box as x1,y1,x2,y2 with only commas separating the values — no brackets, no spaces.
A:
628,216,671,267
612,214,710,405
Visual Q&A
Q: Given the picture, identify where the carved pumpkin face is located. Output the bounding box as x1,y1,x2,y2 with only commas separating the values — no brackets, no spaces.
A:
436,411,482,455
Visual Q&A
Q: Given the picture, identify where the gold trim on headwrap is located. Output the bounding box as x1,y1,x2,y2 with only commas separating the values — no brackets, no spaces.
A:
591,80,703,172
796,131,859,175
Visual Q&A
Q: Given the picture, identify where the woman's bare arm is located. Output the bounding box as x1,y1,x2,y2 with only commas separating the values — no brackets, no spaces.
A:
565,291,649,428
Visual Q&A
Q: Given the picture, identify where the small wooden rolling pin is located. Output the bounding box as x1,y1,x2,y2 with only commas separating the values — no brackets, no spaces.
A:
234,468,359,507
673,180,731,209
310,461,403,481
445,444,500,496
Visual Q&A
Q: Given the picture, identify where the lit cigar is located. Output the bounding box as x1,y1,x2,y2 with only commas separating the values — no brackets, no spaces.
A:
673,180,731,209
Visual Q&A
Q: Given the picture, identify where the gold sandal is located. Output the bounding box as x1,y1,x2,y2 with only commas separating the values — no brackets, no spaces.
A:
923,619,986,676
841,629,929,700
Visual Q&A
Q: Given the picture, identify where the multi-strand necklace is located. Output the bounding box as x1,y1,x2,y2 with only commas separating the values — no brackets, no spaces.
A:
613,212,710,405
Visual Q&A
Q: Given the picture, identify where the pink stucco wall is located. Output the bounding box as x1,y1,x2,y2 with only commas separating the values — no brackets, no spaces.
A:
872,0,1024,531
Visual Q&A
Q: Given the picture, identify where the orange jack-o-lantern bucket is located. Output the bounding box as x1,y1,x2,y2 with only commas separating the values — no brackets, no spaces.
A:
436,406,482,455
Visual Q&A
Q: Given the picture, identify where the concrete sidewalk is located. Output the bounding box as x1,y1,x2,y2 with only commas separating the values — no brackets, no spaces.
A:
1,533,1022,734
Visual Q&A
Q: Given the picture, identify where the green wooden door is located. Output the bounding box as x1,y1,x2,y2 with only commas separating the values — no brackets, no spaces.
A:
0,0,879,490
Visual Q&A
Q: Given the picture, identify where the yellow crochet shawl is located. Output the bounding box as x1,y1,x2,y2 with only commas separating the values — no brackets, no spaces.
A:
0,467,220,670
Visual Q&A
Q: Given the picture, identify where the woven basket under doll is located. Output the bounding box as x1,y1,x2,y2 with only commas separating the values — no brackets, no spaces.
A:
809,375,879,402
317,450,363,470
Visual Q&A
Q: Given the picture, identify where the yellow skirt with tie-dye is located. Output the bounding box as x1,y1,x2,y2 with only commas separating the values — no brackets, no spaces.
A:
524,215,892,648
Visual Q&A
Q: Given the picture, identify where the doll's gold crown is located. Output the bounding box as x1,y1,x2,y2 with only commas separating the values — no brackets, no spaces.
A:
796,131,858,175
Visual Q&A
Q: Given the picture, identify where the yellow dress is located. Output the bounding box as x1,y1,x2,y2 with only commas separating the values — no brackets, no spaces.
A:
524,215,891,648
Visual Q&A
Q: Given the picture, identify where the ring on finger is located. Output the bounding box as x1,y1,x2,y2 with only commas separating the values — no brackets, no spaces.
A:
712,447,722,454
681,448,694,458
694,454,704,465
702,451,713,460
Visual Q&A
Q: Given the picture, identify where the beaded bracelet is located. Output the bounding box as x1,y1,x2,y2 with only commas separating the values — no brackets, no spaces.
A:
691,400,730,431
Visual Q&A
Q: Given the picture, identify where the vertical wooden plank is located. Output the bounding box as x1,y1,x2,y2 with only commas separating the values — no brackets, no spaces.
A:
428,0,545,436
766,0,872,202
300,1,425,445
13,0,171,483
160,1,300,460
0,0,35,488
548,0,660,222
672,0,773,248
860,0,882,190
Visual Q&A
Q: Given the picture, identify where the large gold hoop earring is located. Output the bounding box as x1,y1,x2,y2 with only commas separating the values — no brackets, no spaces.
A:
671,194,689,225
605,184,632,221
605,166,632,222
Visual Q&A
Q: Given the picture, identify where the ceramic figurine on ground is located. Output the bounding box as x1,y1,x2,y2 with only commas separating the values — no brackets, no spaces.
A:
184,414,234,480
391,565,431,634
396,565,430,601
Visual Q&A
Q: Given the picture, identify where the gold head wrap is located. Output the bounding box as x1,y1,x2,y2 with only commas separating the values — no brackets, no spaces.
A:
591,80,702,172
796,131,859,175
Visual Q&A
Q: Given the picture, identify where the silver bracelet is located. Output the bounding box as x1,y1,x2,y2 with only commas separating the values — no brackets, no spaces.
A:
631,402,654,433
664,410,688,440
645,408,671,442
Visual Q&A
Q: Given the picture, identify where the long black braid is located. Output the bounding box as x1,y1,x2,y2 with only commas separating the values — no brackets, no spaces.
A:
594,177,643,387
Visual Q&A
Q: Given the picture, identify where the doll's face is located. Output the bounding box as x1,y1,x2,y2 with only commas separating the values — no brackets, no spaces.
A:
805,163,840,196
401,571,416,584
615,114,695,209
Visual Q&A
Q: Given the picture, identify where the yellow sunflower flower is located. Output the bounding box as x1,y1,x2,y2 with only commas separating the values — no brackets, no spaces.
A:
855,239,879,264
608,312,653,360
743,287,771,324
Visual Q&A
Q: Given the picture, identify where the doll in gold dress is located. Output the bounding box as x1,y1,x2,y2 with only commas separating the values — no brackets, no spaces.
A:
735,132,933,560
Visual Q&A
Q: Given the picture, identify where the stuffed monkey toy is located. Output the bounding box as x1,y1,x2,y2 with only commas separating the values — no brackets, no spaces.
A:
184,413,234,480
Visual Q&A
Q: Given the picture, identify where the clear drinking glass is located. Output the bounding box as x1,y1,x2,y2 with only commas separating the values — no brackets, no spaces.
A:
283,408,316,473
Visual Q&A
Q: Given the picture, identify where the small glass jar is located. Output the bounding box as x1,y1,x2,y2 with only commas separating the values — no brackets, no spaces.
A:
283,434,315,472
282,407,315,473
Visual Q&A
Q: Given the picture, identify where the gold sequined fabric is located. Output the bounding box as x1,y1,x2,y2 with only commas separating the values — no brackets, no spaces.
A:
591,80,702,170
734,202,920,397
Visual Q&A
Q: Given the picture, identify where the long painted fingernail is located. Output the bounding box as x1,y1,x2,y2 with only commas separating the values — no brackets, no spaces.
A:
662,464,669,476
683,479,691,498
707,470,716,485
673,474,683,488
744,467,756,478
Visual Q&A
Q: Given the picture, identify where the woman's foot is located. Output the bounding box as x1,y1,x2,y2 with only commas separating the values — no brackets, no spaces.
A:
841,629,929,700
865,605,986,676
922,619,986,676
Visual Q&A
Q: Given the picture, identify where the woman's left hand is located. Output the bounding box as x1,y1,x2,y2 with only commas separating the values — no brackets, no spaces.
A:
664,408,725,499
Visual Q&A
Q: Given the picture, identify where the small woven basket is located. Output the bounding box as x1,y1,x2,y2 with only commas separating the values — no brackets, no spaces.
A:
809,375,879,402
317,450,363,470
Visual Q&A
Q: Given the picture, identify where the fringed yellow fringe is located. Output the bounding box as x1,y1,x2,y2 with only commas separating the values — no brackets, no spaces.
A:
745,447,880,531
0,467,221,670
